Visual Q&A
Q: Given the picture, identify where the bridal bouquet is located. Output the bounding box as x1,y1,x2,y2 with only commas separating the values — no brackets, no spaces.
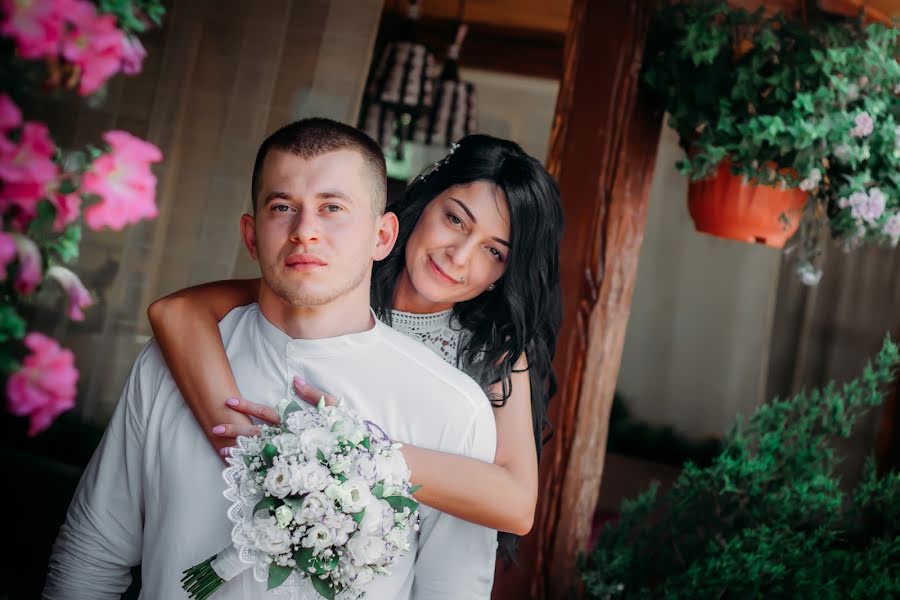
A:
182,398,420,600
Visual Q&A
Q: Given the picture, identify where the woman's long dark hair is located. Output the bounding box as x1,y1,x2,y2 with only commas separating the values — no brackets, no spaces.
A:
371,134,563,560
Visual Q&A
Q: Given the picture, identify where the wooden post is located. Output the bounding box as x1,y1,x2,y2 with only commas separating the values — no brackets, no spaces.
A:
492,1,663,598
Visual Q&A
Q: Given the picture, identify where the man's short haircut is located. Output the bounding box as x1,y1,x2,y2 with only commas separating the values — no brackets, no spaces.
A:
250,118,387,215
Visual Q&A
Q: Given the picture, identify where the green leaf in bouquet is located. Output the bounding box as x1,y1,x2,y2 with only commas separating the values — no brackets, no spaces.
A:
372,482,385,499
336,473,347,484
282,495,305,510
27,201,56,238
316,449,327,464
262,443,278,467
267,563,292,591
408,484,422,495
311,575,336,600
361,437,371,451
242,453,254,467
384,496,418,514
351,509,365,525
253,496,280,515
281,399,303,421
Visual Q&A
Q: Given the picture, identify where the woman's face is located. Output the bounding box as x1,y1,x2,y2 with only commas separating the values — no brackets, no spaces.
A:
399,181,510,312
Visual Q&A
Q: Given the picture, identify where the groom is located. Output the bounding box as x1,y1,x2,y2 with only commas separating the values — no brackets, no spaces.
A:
44,119,498,599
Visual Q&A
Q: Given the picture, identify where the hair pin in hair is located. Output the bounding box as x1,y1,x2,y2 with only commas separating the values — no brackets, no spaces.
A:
415,141,461,182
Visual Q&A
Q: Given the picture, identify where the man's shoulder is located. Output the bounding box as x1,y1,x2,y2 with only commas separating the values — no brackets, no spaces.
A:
373,321,487,408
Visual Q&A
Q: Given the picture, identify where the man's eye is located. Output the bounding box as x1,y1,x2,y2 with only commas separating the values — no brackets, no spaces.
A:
324,204,343,213
272,204,292,212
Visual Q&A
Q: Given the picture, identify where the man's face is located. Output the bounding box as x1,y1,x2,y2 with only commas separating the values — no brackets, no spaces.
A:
241,149,388,307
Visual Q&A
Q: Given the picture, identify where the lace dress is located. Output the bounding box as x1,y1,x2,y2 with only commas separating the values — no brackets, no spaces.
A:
390,309,462,367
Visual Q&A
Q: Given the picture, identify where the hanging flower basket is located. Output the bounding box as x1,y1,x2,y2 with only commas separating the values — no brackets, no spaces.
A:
687,161,808,248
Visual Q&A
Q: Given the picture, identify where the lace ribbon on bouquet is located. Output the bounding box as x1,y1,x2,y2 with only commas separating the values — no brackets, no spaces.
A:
216,436,325,600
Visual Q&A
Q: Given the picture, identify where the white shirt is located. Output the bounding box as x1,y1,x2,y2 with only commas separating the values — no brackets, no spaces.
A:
44,304,498,599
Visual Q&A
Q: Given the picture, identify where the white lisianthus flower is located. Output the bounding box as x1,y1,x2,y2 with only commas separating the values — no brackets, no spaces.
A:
374,450,410,488
352,453,378,485
386,524,411,552
358,497,387,535
271,433,304,456
347,533,387,566
295,491,330,522
335,478,374,514
274,504,294,528
291,460,333,494
302,524,334,553
299,427,338,460
284,409,325,434
251,516,293,555
264,465,294,498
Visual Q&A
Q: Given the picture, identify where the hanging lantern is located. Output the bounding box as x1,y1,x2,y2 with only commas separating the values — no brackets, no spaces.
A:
359,1,437,160
415,24,477,148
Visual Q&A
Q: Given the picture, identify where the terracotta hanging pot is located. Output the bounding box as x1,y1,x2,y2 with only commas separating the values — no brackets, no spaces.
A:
687,160,808,248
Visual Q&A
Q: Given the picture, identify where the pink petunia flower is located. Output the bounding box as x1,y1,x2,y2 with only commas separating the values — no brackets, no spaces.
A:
49,192,81,230
82,130,161,230
0,122,59,223
120,35,146,76
0,231,16,281
0,0,66,60
0,93,23,132
61,1,126,96
47,265,92,320
6,332,78,437
11,233,43,294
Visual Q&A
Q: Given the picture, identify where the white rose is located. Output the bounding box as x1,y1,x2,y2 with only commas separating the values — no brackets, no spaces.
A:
386,524,411,552
300,427,338,460
274,504,294,528
292,461,333,494
374,450,410,487
251,517,293,555
353,566,376,586
334,478,373,514
346,533,387,566
271,433,304,456
302,524,334,553
264,465,294,498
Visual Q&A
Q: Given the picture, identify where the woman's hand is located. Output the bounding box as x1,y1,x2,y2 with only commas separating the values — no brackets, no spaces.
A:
291,375,338,407
211,397,280,457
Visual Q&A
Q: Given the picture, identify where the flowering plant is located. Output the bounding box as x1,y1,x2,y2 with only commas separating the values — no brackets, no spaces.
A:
1,0,164,435
182,397,421,600
643,1,900,282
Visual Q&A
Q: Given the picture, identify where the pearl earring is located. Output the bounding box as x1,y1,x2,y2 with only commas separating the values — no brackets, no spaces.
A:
488,283,495,291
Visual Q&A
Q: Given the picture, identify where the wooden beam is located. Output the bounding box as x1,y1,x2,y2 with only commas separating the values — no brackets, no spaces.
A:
491,1,663,598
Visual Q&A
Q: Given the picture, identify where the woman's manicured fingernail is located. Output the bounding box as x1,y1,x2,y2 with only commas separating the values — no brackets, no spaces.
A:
225,398,239,407
212,425,226,435
219,447,230,457
293,375,305,387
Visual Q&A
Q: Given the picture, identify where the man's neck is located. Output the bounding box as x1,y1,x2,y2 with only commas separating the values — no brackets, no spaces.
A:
257,287,374,340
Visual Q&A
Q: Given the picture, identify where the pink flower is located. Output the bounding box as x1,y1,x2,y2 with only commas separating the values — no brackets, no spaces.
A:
0,0,65,59
846,187,887,226
0,93,23,132
47,265,92,320
0,122,59,223
0,231,16,281
82,130,161,230
11,233,43,294
61,1,126,95
883,213,900,246
120,35,146,75
850,112,874,138
6,332,78,437
50,192,81,230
